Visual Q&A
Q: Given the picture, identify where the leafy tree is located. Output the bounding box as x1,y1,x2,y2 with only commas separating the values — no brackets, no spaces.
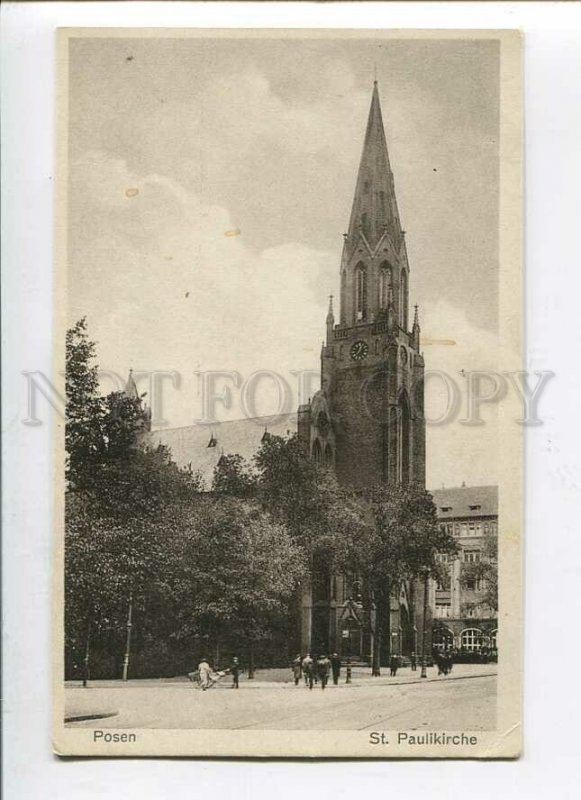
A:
161,498,307,669
212,453,257,497
64,319,203,679
353,483,458,675
65,318,105,489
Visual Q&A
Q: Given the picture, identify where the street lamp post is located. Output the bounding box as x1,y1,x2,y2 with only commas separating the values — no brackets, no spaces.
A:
420,569,429,678
122,589,133,682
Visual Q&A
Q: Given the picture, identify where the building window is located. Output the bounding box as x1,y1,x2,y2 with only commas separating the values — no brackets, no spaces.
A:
447,523,453,536
461,523,467,536
469,504,481,511
355,264,367,321
441,506,452,513
435,590,451,606
312,439,323,465
484,523,489,534
455,523,460,535
461,628,482,652
379,263,392,309
397,392,410,485
469,522,475,533
464,550,481,564
491,629,498,649
475,523,482,534
399,269,408,329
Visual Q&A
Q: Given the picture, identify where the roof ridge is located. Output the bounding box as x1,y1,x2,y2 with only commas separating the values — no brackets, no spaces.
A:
151,412,296,435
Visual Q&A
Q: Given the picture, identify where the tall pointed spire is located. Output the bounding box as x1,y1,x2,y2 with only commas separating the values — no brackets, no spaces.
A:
124,368,139,399
345,82,402,256
326,294,335,343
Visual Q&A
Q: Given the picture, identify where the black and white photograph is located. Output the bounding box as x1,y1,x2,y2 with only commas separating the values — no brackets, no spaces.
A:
53,28,522,758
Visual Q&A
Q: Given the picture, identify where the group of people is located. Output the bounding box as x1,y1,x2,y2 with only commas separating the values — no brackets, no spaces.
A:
292,653,342,689
192,649,452,691
433,649,454,676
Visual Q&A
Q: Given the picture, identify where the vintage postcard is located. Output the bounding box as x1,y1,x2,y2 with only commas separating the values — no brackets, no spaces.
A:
53,28,522,758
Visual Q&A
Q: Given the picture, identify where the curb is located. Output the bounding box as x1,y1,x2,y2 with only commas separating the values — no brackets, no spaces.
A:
65,710,119,723
209,672,498,689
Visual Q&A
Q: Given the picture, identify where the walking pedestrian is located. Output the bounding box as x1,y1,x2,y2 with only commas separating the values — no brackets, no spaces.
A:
230,656,240,689
389,653,400,677
330,653,341,685
410,651,417,671
291,654,302,686
302,653,314,690
316,654,331,690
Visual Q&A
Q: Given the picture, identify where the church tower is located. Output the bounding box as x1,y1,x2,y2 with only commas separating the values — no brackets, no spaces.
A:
301,82,425,490
298,82,426,662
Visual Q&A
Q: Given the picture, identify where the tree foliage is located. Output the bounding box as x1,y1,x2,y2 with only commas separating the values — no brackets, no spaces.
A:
65,318,105,489
212,453,257,497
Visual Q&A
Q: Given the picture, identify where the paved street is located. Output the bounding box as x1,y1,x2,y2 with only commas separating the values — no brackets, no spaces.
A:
65,665,496,731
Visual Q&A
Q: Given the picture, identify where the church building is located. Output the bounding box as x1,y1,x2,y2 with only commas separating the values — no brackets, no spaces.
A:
143,82,427,666
296,82,426,661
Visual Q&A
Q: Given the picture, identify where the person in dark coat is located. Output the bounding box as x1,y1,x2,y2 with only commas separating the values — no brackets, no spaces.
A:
316,654,331,689
230,656,240,689
410,651,417,671
291,654,302,686
389,654,400,677
330,653,341,685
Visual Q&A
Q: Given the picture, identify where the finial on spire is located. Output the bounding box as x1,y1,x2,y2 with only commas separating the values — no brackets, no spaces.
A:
328,294,334,314
413,304,420,326
373,61,377,85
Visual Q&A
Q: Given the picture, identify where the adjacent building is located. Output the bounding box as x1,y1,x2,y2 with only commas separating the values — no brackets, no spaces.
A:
430,484,498,655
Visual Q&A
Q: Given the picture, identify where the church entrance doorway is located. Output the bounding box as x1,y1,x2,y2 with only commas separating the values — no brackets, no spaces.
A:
340,618,362,660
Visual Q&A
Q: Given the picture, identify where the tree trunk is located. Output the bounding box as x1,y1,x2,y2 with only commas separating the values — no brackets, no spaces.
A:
248,639,255,679
380,580,391,669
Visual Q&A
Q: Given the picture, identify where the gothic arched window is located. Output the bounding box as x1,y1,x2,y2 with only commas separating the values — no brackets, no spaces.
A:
379,263,392,309
400,269,408,329
312,438,323,465
397,391,411,485
355,264,367,321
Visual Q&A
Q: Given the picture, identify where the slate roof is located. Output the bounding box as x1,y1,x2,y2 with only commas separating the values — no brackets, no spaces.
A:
429,485,498,520
147,413,298,490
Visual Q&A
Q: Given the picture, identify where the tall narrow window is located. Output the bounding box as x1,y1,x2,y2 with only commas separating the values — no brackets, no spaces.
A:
397,392,410,484
379,263,392,309
400,269,408,329
355,264,367,321
312,439,322,465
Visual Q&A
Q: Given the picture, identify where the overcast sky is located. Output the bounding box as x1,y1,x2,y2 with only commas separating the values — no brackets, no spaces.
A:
67,34,501,488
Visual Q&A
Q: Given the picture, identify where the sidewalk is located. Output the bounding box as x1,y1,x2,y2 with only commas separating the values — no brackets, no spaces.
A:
65,664,497,722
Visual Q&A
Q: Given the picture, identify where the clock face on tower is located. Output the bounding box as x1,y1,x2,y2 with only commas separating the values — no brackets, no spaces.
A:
350,340,369,361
